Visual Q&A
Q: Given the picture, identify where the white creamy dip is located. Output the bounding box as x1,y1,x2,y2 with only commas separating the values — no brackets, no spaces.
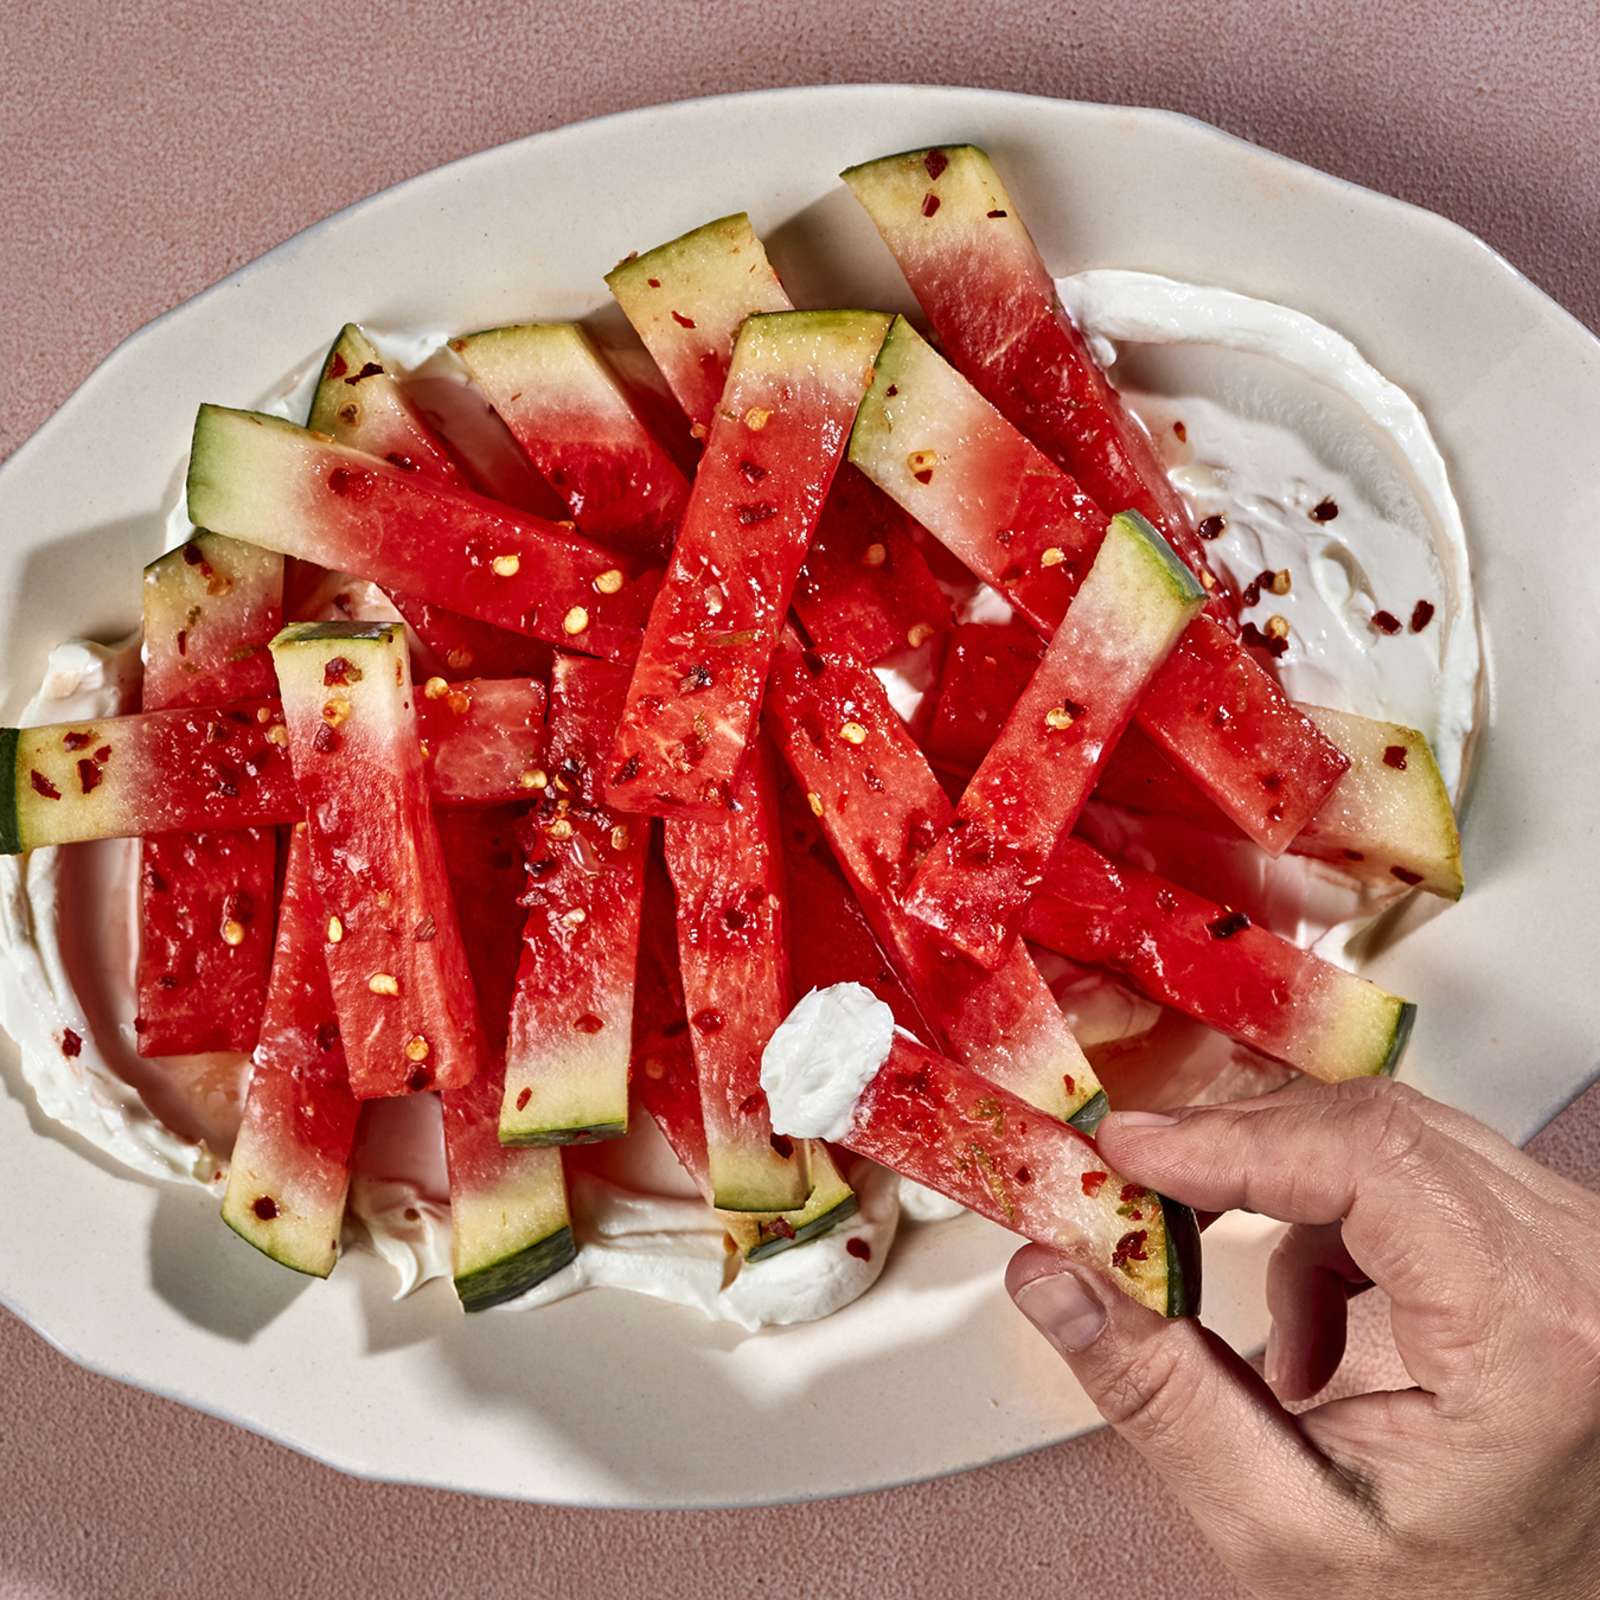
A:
0,273,1479,1325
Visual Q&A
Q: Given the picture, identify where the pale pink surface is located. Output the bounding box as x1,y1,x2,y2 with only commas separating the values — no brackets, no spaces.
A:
3,2,1598,1595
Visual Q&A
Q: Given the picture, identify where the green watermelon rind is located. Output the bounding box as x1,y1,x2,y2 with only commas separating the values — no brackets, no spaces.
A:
454,1223,578,1314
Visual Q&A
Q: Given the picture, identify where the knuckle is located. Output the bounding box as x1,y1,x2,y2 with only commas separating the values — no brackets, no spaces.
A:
1094,1339,1198,1441
1357,1084,1431,1175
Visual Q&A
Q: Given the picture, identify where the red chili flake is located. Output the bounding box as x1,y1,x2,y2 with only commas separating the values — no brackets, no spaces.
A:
315,1021,340,1052
679,662,713,696
312,723,340,755
574,1013,604,1034
29,770,61,800
1310,497,1339,522
329,352,348,379
722,904,748,931
1383,744,1409,771
175,628,189,658
613,753,641,787
345,361,383,385
60,1028,82,1058
413,915,436,942
385,453,419,472
1111,1229,1149,1269
1014,1165,1033,1184
885,384,898,397
1240,621,1289,659
646,276,661,288
846,1237,872,1261
670,310,697,329
252,1196,279,1221
327,467,357,496
515,1087,532,1111
1342,848,1366,862
1207,910,1251,940
157,975,177,990
182,543,205,566
407,1066,433,1092
94,746,111,763
693,1008,724,1035
1261,771,1284,792
1063,1073,1076,1096
1410,599,1436,633
1081,1170,1108,1197
985,209,1008,219
75,759,101,795
767,1216,796,1241
1240,569,1275,609
403,1207,421,1222
62,730,90,751
323,656,353,685
1197,513,1226,540
913,468,934,485
923,149,949,179
738,459,767,483
769,1133,794,1160
738,1090,764,1115
1371,610,1402,636
1173,420,1188,443
1391,865,1424,886
921,193,941,217
1120,1182,1143,1203
737,502,778,525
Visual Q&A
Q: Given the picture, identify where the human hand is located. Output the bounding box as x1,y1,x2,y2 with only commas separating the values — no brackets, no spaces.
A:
1006,1078,1600,1600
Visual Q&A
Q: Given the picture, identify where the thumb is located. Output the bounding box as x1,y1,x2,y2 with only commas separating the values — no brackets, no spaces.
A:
1006,1244,1332,1551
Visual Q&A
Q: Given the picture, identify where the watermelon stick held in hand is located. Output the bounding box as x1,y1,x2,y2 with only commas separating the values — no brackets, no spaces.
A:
850,317,1349,855
761,984,1199,1317
664,741,809,1212
270,621,482,1099
137,531,283,1056
0,677,547,853
608,216,949,663
222,827,360,1277
186,406,655,662
605,310,890,815
499,656,647,1146
764,638,1105,1129
841,144,1227,618
907,511,1205,969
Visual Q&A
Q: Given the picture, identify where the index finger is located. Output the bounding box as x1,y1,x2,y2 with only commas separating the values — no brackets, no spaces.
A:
1096,1080,1523,1398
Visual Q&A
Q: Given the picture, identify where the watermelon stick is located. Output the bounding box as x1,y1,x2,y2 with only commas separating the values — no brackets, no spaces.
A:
187,405,656,663
0,677,547,854
764,636,1105,1129
222,827,360,1278
906,511,1204,969
608,214,950,663
452,323,690,564
1095,714,1464,901
499,657,647,1146
605,310,889,817
632,852,857,1260
271,622,482,1100
307,324,551,680
664,740,809,1211
1027,840,1417,1082
760,983,1199,1317
850,317,1350,856
137,532,283,1056
437,809,576,1312
841,144,1228,618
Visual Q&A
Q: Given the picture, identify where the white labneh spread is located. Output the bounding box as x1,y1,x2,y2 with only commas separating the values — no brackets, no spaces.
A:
0,271,1480,1328
760,983,896,1140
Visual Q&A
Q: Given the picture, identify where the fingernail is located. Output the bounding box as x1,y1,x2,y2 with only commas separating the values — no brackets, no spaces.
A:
1105,1110,1179,1129
1013,1270,1108,1354
1264,1325,1286,1391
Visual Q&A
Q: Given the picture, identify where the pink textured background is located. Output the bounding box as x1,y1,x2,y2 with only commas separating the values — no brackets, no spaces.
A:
3,3,1598,1596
